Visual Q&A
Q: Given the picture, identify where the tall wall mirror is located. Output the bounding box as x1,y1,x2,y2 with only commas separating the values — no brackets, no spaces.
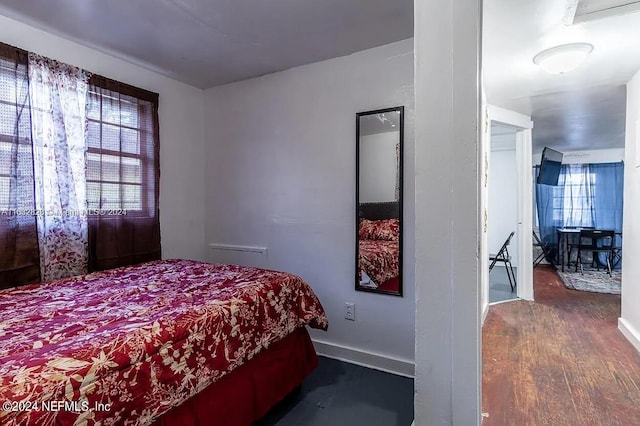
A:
356,106,403,296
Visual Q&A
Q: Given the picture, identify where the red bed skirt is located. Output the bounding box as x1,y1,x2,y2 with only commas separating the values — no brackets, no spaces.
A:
152,327,318,426
377,276,399,292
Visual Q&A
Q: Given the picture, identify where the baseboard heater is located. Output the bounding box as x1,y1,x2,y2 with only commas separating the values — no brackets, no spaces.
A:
208,244,268,268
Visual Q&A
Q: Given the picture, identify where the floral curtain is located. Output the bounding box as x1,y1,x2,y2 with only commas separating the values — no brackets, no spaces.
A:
28,53,91,281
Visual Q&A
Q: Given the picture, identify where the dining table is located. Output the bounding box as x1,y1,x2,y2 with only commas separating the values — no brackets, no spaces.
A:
556,228,582,272
555,227,621,272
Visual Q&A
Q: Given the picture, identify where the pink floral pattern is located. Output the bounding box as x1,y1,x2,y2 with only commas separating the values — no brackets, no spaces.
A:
28,53,91,281
359,239,400,286
0,260,328,425
359,218,399,241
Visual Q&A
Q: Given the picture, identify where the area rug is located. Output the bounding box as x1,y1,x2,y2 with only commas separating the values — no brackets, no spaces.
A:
556,269,621,295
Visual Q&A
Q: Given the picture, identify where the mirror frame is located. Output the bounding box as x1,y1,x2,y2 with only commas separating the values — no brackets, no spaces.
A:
355,106,404,297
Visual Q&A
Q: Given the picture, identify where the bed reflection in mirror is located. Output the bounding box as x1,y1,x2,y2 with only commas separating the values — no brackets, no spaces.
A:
356,106,403,296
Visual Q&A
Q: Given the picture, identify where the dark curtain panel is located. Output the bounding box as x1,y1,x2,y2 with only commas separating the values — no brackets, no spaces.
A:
86,75,160,271
0,43,40,289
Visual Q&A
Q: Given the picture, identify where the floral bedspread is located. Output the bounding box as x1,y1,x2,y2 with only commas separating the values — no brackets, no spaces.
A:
0,259,328,425
359,239,400,286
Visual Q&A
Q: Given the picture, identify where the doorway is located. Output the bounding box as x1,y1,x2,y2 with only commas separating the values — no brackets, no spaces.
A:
487,122,519,303
481,105,534,321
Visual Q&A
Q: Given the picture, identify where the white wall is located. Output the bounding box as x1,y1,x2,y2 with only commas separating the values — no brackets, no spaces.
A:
359,132,398,203
0,15,207,262
204,39,416,371
532,148,624,165
488,143,519,267
620,69,640,352
414,0,481,423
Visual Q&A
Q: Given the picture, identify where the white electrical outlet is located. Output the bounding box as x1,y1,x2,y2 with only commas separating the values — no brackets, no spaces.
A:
345,302,355,321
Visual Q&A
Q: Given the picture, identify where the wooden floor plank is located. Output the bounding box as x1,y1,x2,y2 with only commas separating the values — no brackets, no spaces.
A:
482,266,640,425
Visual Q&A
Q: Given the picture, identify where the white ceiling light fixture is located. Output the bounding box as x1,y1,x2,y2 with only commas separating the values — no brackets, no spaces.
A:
533,43,594,74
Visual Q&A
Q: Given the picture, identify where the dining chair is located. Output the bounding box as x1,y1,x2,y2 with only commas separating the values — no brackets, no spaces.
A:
490,231,516,291
533,230,554,268
565,226,594,268
575,229,615,276
612,232,622,269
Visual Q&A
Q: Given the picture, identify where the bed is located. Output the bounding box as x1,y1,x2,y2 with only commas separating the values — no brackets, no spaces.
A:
0,259,328,425
358,202,400,292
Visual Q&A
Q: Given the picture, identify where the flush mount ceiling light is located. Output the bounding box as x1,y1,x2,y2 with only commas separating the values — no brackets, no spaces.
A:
533,43,594,74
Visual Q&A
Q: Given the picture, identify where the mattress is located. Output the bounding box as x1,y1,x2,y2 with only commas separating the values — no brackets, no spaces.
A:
0,259,328,425
358,239,400,286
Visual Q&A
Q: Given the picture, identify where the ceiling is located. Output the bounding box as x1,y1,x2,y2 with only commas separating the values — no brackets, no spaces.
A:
0,0,413,89
360,111,401,136
490,122,519,151
491,122,518,137
1,0,634,153
484,0,640,150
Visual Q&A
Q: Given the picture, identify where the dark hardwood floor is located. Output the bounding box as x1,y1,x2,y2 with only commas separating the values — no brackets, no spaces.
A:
483,265,640,426
256,356,414,425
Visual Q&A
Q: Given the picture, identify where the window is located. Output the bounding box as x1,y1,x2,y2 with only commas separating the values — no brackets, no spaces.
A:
0,42,160,282
552,165,595,227
85,79,158,216
85,75,160,271
0,57,32,212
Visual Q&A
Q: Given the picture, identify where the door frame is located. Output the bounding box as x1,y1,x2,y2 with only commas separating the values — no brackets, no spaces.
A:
481,105,534,321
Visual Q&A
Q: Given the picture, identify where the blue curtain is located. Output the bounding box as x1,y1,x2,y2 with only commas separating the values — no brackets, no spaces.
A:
535,166,560,245
592,163,624,266
535,164,592,245
591,163,624,232
535,162,624,266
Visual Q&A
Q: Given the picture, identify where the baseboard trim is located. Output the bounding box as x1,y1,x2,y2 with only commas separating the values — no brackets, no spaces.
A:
489,298,519,306
482,301,489,326
619,317,640,352
312,339,415,378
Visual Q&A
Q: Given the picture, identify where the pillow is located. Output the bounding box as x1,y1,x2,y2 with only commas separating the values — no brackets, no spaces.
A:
359,218,399,241
359,218,377,240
